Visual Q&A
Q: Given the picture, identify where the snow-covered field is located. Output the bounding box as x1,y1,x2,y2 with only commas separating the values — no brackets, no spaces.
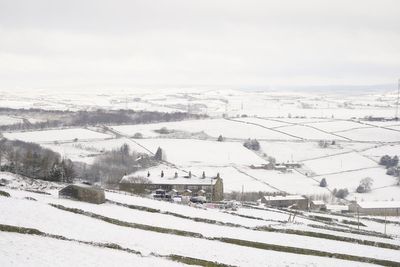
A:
338,128,400,142
302,152,378,175
3,128,113,143
135,138,267,166
111,118,299,140
304,120,370,133
0,115,22,126
277,125,346,140
0,232,184,267
1,89,399,201
1,183,399,266
2,88,397,119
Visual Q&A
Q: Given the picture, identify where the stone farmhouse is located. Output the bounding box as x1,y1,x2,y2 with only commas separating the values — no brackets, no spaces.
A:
119,171,224,201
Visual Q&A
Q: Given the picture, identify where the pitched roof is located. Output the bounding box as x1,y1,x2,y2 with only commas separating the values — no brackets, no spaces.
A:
263,195,306,201
357,201,400,209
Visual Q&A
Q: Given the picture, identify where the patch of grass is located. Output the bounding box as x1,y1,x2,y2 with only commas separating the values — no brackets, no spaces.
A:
0,190,11,197
0,224,43,235
25,189,51,195
308,224,392,239
167,254,233,267
342,219,366,227
24,197,37,201
309,215,335,222
361,217,400,226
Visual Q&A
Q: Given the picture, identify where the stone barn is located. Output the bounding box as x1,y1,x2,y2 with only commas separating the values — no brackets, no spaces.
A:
59,184,105,204
310,200,326,211
261,194,309,210
349,201,400,216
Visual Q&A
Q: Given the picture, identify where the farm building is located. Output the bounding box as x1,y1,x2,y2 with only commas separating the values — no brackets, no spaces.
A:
59,184,105,204
119,172,224,201
282,162,302,168
349,201,400,216
261,194,308,210
310,200,326,211
326,204,349,214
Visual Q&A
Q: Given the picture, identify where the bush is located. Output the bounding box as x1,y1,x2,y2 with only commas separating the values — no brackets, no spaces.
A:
318,140,328,148
154,147,163,161
82,145,156,185
154,127,172,134
0,139,75,182
217,135,224,142
379,155,398,168
319,178,327,187
133,132,143,139
356,177,373,193
243,139,260,151
0,190,10,197
334,188,349,199
386,167,399,177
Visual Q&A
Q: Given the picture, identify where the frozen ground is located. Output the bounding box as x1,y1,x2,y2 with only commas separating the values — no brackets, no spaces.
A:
111,118,299,140
1,181,399,266
0,88,398,119
135,138,267,166
0,115,22,126
3,128,113,143
0,232,184,267
1,88,399,200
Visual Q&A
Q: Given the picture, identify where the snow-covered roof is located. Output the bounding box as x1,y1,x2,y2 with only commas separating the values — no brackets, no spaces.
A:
121,175,218,186
274,166,287,169
357,201,400,209
263,195,306,201
311,200,325,205
326,205,349,211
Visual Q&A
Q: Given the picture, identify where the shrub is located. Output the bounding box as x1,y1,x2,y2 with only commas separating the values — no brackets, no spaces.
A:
379,155,399,168
154,147,163,161
154,127,172,134
133,132,143,139
319,178,327,187
356,177,373,193
0,190,10,197
243,139,260,151
334,188,349,199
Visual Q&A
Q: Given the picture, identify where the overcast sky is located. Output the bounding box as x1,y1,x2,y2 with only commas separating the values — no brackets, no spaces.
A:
0,0,399,91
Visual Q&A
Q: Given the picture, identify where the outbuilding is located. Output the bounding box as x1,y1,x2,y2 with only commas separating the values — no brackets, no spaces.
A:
261,194,308,210
59,184,105,204
310,200,326,211
349,201,400,216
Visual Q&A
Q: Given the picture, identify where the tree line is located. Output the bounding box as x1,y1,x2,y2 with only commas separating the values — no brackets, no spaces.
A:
80,144,156,186
0,138,74,182
0,108,207,132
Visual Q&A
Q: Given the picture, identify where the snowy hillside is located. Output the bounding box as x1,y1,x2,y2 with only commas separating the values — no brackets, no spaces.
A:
1,176,399,267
